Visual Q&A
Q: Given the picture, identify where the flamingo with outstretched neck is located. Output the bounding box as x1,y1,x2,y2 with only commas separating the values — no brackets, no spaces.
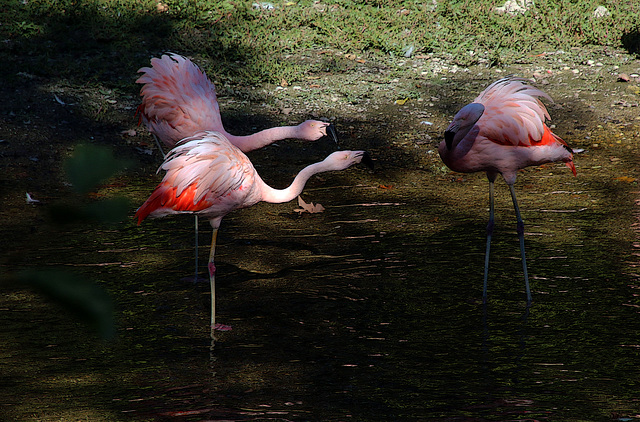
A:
136,53,338,281
136,53,336,152
136,131,372,338
438,77,576,304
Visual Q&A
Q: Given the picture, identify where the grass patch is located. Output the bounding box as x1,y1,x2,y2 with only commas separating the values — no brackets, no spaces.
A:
2,0,639,86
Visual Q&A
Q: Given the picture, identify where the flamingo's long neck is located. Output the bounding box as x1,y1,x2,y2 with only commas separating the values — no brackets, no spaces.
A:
225,125,301,153
258,161,328,204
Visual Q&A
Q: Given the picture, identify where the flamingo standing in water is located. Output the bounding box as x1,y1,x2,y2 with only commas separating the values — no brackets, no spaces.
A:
136,131,371,337
438,77,576,303
136,53,337,280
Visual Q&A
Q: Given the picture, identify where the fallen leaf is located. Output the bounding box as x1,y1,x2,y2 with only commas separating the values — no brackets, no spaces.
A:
395,97,409,105
121,129,137,137
378,184,394,190
627,85,640,95
614,176,636,183
294,196,325,214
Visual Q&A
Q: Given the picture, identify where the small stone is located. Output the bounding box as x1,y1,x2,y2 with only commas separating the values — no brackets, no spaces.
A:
593,5,610,18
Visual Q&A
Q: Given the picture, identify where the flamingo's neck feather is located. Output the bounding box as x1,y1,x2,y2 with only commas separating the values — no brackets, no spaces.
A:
258,161,324,204
225,126,300,153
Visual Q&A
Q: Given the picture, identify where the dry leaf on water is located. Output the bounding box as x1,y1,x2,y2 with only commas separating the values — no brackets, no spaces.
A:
294,196,325,214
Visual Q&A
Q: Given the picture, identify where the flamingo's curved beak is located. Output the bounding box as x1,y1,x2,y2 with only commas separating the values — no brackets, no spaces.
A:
360,151,374,170
444,128,456,150
327,123,339,145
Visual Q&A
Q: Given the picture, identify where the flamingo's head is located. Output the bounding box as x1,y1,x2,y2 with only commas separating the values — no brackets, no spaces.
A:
444,102,485,150
298,120,338,143
323,150,374,172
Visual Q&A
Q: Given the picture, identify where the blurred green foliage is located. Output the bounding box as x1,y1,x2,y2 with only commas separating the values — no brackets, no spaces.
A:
64,144,128,194
17,269,116,340
17,144,131,340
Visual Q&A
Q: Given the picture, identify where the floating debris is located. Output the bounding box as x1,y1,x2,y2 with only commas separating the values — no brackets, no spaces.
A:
53,94,66,105
26,192,40,205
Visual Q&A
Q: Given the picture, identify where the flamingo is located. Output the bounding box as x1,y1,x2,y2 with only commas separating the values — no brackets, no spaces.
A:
136,53,336,152
136,131,372,338
136,53,337,281
438,77,576,304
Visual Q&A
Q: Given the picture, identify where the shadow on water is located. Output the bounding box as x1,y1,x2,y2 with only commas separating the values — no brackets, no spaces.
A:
100,178,639,421
3,156,640,421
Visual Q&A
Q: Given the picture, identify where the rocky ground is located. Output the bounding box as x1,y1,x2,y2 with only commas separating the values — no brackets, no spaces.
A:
2,43,640,265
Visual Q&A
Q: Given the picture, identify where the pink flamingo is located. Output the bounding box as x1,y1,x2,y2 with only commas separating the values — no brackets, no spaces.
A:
136,53,336,152
136,53,337,280
438,77,576,303
136,131,371,337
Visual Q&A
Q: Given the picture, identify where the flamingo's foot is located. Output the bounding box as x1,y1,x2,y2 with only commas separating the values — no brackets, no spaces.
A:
208,262,217,277
213,323,232,331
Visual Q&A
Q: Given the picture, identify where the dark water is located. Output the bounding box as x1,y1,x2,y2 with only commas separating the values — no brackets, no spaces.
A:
2,157,640,421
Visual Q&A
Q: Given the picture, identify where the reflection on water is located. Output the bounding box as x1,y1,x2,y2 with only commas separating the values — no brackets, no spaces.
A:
2,168,640,421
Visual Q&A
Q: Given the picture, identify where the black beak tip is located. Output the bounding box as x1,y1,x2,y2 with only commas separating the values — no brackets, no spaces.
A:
327,123,339,145
361,151,374,170
444,130,455,150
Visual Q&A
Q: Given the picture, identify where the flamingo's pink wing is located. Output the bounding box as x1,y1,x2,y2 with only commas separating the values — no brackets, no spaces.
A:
475,78,557,147
136,132,254,223
475,78,576,176
137,54,224,148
